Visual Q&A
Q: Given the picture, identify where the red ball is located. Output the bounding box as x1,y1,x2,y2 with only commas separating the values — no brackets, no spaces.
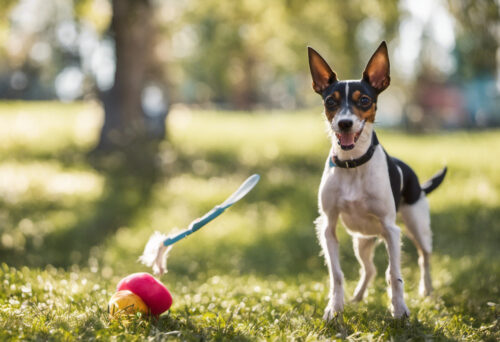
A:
117,272,172,316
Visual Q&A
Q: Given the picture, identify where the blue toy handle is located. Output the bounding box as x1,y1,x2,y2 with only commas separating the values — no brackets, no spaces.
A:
162,207,225,246
162,174,259,247
190,206,225,231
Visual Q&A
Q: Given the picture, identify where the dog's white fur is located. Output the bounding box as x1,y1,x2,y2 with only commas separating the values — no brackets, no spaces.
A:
316,117,433,320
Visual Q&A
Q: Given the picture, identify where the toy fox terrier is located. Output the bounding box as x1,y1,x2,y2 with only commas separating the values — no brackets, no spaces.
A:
308,41,447,319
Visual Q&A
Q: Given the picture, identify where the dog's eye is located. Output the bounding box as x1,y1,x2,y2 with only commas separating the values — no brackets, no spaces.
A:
324,97,339,110
358,95,372,107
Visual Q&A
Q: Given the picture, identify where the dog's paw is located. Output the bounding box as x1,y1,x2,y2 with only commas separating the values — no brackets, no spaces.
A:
419,280,433,297
391,303,410,319
351,290,365,303
322,307,338,322
323,301,343,321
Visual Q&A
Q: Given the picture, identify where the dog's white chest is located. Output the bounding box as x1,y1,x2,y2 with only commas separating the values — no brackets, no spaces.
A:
340,187,383,235
319,151,392,236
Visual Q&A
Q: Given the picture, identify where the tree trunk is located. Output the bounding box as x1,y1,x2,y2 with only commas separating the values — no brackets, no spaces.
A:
96,0,166,151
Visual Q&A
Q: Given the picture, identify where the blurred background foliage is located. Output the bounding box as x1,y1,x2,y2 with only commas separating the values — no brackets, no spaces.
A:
0,0,499,129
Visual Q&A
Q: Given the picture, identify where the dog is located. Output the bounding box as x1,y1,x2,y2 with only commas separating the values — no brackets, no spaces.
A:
308,41,447,319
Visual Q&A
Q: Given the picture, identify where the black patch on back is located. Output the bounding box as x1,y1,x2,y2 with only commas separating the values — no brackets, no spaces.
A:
394,158,422,205
384,152,422,211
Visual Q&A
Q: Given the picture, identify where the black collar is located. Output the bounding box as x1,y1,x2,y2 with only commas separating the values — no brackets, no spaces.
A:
329,132,379,169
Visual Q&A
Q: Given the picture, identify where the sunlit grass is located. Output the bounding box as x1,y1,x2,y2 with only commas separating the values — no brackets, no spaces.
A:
0,102,499,341
0,161,103,203
0,101,101,157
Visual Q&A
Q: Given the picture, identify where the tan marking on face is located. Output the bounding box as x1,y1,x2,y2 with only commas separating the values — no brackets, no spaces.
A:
325,108,339,122
351,102,376,123
362,103,377,122
352,90,361,102
324,91,341,121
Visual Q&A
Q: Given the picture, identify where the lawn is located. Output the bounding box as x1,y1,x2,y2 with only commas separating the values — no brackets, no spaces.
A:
0,101,499,341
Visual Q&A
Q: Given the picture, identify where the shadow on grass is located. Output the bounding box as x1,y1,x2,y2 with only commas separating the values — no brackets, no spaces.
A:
2,135,499,289
167,196,500,288
417,202,499,326
431,202,500,259
0,144,162,268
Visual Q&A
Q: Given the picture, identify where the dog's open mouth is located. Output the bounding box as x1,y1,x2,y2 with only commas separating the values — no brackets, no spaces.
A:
335,122,365,150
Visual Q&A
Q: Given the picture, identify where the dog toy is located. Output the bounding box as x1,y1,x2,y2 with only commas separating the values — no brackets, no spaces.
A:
139,174,260,275
108,290,149,317
108,272,172,318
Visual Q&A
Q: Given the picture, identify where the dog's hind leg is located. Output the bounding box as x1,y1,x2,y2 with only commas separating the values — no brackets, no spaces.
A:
352,236,377,302
400,194,433,296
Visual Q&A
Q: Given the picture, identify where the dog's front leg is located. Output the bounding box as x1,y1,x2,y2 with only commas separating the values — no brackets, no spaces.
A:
317,212,344,321
381,222,410,318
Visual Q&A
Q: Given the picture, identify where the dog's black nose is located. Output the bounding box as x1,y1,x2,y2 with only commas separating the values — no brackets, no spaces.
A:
338,119,353,130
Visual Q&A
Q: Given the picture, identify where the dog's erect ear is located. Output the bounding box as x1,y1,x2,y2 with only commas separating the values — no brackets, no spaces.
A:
308,47,337,94
362,41,390,93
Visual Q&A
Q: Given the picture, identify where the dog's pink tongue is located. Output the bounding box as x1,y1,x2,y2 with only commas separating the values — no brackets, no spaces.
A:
339,133,355,146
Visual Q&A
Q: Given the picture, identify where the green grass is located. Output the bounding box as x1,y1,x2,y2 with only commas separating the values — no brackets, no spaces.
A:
0,101,499,341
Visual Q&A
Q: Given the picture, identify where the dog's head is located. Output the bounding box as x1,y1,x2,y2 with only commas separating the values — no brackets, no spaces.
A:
308,42,390,150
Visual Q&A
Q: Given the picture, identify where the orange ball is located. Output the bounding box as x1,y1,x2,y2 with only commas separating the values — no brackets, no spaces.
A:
108,290,149,318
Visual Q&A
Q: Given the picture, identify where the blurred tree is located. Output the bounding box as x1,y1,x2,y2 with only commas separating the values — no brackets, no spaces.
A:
0,0,66,99
447,0,500,80
444,0,500,126
162,0,400,109
0,0,168,151
1,0,401,110
96,0,168,151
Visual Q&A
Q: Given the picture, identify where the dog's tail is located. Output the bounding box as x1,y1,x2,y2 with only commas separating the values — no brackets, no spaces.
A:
421,166,447,195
